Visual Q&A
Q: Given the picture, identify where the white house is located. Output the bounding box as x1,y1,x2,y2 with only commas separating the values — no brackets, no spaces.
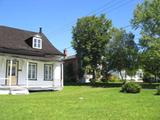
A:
109,69,143,82
0,26,64,94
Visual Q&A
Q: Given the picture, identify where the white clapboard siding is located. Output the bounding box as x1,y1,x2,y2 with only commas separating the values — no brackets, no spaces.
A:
0,56,6,85
0,55,63,90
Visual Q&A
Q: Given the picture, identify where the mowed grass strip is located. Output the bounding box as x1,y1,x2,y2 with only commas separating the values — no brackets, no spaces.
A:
0,86,159,120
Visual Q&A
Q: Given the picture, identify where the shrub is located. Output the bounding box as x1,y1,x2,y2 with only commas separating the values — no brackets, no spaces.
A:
89,79,96,84
101,78,108,83
156,85,160,95
101,74,122,83
143,72,160,83
121,82,141,93
108,75,121,82
142,72,153,83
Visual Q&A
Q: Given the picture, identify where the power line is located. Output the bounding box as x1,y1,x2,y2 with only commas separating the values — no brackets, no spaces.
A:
54,0,118,33
60,46,72,51
63,24,138,51
86,0,124,16
52,0,133,35
57,0,140,51
53,0,122,32
63,25,132,48
93,0,136,15
53,0,138,36
57,0,140,35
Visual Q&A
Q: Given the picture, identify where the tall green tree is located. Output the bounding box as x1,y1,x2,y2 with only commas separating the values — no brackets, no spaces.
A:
72,14,112,80
107,28,127,81
131,0,160,80
141,49,160,81
106,28,139,82
125,33,139,79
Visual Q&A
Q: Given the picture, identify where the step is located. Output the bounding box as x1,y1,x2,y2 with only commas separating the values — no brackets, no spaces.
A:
0,87,29,95
0,90,10,94
10,87,29,95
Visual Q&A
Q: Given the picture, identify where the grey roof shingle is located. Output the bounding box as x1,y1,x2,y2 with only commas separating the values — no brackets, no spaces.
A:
0,26,64,57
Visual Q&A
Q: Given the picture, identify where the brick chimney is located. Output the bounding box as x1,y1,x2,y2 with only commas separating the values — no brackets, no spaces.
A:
64,48,67,58
39,27,42,34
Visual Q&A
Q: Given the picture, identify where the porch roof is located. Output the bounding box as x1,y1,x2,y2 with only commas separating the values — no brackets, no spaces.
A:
0,53,62,62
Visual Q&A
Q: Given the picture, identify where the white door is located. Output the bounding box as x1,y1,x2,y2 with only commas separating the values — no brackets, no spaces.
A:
6,60,18,86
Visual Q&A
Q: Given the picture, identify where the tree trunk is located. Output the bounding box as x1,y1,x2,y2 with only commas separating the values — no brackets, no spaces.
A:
155,74,157,83
93,69,96,80
120,71,126,84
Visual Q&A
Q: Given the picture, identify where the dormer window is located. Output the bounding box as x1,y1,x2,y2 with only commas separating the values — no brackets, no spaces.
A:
32,35,42,49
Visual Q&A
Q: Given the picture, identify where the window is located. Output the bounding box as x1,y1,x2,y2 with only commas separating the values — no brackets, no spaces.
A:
7,60,17,76
28,63,37,80
44,64,53,81
32,37,42,49
138,73,143,78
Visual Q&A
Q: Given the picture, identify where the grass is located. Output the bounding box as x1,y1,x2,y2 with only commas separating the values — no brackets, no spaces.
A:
0,86,160,120
65,82,160,89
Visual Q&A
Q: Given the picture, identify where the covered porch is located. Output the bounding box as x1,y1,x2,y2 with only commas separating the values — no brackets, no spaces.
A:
0,54,64,94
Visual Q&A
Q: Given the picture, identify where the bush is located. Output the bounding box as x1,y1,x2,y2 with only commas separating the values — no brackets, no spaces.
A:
156,85,160,95
143,72,160,83
121,82,141,93
142,72,154,83
101,78,108,83
108,75,121,82
89,79,96,84
101,74,122,83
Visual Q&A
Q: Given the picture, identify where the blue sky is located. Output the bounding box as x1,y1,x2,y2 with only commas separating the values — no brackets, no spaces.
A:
0,0,142,55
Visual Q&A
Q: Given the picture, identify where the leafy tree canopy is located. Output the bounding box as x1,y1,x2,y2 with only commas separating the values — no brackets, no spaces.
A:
132,0,160,80
105,28,139,81
72,14,112,79
131,0,160,49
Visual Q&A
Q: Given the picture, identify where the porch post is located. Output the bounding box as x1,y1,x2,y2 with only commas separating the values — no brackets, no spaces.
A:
61,63,64,87
26,61,29,88
9,59,13,87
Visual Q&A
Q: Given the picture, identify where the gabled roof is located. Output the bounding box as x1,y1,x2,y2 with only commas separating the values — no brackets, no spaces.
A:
0,26,63,58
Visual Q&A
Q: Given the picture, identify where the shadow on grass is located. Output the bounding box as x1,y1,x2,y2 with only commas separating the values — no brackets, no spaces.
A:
64,82,160,89
64,82,123,88
29,90,54,93
154,93,160,96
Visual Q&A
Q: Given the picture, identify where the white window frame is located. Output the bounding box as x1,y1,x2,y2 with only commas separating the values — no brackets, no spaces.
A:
44,64,53,81
32,37,42,49
28,62,37,80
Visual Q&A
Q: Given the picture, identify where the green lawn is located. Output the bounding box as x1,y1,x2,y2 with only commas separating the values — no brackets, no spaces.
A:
0,86,160,120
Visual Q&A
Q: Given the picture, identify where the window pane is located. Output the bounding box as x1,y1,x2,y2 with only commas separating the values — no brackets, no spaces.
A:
38,40,41,48
44,65,52,80
44,66,47,79
49,66,52,79
38,40,40,44
28,63,37,79
38,43,40,48
28,72,31,79
12,66,16,76
32,71,35,79
8,66,10,76
28,64,31,79
34,39,37,44
32,65,35,71
34,39,37,47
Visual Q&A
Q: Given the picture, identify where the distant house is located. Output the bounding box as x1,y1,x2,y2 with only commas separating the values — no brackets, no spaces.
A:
0,26,64,94
63,54,79,83
63,52,92,83
109,69,143,82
